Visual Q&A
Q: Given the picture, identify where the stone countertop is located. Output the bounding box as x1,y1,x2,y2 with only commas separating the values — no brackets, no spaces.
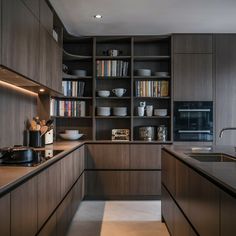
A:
0,141,85,196
163,145,236,197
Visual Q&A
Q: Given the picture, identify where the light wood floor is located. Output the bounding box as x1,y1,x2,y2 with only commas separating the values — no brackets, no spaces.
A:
67,201,170,236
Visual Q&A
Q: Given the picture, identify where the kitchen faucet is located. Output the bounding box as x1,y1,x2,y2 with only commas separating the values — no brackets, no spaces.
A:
219,127,236,138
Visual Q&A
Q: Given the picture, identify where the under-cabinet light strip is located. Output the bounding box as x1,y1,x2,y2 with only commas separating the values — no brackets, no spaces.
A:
0,80,38,96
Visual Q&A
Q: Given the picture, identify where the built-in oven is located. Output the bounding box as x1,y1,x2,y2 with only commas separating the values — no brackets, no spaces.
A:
174,101,213,141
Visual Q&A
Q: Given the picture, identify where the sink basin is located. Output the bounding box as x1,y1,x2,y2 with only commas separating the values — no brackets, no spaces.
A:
186,153,236,162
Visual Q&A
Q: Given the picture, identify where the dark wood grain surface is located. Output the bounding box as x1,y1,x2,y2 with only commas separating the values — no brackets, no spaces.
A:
39,0,53,34
0,193,10,236
37,212,57,236
22,0,39,19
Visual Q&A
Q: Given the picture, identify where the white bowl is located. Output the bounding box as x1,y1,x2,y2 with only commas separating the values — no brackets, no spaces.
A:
71,70,87,77
154,72,169,77
65,130,79,135
113,107,127,116
97,107,111,116
98,90,110,97
136,69,151,76
154,109,167,116
59,133,83,140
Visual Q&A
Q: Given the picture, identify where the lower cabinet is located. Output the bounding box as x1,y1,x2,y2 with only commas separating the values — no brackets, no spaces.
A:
37,213,57,236
0,193,10,236
11,177,38,236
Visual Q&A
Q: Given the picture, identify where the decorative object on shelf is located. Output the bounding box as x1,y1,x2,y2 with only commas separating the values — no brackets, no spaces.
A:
154,109,167,117
112,129,129,141
97,90,110,97
50,99,86,117
62,81,85,97
71,69,87,77
138,106,145,117
97,60,129,77
157,125,168,141
138,126,156,141
112,88,126,97
97,107,111,116
135,80,169,97
135,69,151,76
106,49,122,57
113,107,128,116
154,71,169,77
59,130,84,140
146,105,153,116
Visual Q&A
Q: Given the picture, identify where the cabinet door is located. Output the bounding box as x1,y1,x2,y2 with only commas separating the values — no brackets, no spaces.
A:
39,0,53,34
130,171,161,196
85,171,129,198
130,144,161,169
37,212,57,236
11,177,38,236
61,152,74,198
0,194,10,236
0,0,2,65
174,54,212,101
173,34,213,53
188,168,220,236
2,0,39,82
73,146,85,182
161,150,176,197
220,191,236,236
86,144,129,169
215,35,236,145
22,0,39,19
37,161,61,229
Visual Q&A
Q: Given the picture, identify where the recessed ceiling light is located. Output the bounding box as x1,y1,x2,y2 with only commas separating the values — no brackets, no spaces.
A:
39,88,45,92
94,14,102,19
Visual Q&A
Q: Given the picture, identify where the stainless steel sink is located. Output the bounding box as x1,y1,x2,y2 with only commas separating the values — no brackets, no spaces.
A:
186,153,236,162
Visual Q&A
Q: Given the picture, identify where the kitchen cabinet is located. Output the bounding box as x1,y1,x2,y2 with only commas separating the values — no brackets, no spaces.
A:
11,177,38,236
86,144,130,169
39,0,53,35
220,191,236,236
85,171,130,198
0,0,2,65
37,161,61,229
173,34,213,53
2,0,40,82
21,0,39,19
130,144,161,169
38,212,57,236
173,53,213,101
73,145,85,181
215,35,236,145
0,194,10,236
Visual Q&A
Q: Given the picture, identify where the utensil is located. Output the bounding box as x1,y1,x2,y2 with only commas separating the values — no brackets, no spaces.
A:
40,126,48,137
29,130,45,147
97,107,111,116
113,107,127,116
97,90,110,97
65,130,79,135
59,133,84,140
112,88,126,97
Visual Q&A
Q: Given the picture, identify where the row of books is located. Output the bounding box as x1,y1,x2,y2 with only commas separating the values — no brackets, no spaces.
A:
135,81,169,97
62,81,85,97
50,99,86,117
97,60,129,77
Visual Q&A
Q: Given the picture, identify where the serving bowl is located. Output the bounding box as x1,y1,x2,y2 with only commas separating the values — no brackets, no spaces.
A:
97,90,110,97
59,133,83,140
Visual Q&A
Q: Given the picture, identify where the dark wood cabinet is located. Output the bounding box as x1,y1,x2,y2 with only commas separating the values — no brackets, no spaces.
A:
188,168,220,236
21,0,39,19
0,194,10,236
215,35,236,145
11,177,38,236
37,161,61,229
173,53,213,101
220,191,236,236
85,171,130,198
130,171,161,196
0,0,2,65
38,212,57,236
130,144,161,169
173,34,213,53
2,0,39,82
162,150,176,197
73,145,85,181
86,144,130,169
39,0,53,34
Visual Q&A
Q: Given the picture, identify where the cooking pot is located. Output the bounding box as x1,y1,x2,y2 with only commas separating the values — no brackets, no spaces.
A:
0,146,34,163
138,126,156,141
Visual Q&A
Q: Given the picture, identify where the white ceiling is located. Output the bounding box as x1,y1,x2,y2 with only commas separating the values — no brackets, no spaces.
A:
49,0,236,36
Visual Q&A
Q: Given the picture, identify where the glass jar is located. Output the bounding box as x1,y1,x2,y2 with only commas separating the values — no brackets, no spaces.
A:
157,125,167,141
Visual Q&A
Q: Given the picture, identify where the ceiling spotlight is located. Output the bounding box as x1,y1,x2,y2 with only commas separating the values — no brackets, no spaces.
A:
94,14,102,19
39,88,45,92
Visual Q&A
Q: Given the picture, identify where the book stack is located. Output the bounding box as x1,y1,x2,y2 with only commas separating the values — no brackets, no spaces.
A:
96,60,129,77
62,81,85,97
135,80,169,97
50,99,86,117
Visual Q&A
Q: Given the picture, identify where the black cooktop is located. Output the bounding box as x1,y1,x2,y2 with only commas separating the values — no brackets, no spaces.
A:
0,150,63,167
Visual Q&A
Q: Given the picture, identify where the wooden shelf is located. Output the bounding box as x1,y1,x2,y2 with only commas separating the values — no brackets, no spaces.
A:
52,96,93,100
134,96,171,99
133,76,170,80
97,76,131,80
96,96,131,100
133,116,170,119
63,50,92,61
51,116,92,119
62,72,92,80
96,56,131,60
133,55,170,61
95,116,131,119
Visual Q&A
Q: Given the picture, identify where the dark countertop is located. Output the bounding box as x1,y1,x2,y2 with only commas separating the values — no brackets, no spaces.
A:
0,141,85,196
163,145,236,197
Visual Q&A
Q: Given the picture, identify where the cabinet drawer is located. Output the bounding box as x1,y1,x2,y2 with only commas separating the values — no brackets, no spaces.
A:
86,144,129,169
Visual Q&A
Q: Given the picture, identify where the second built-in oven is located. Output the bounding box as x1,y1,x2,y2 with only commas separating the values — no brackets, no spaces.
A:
174,101,213,141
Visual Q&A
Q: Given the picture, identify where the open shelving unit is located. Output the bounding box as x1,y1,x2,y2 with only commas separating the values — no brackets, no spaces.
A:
52,35,172,142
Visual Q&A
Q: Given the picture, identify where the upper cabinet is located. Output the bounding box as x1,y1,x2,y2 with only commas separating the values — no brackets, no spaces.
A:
173,34,213,54
2,0,40,82
173,34,213,101
21,0,39,19
215,34,236,145
40,0,53,35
